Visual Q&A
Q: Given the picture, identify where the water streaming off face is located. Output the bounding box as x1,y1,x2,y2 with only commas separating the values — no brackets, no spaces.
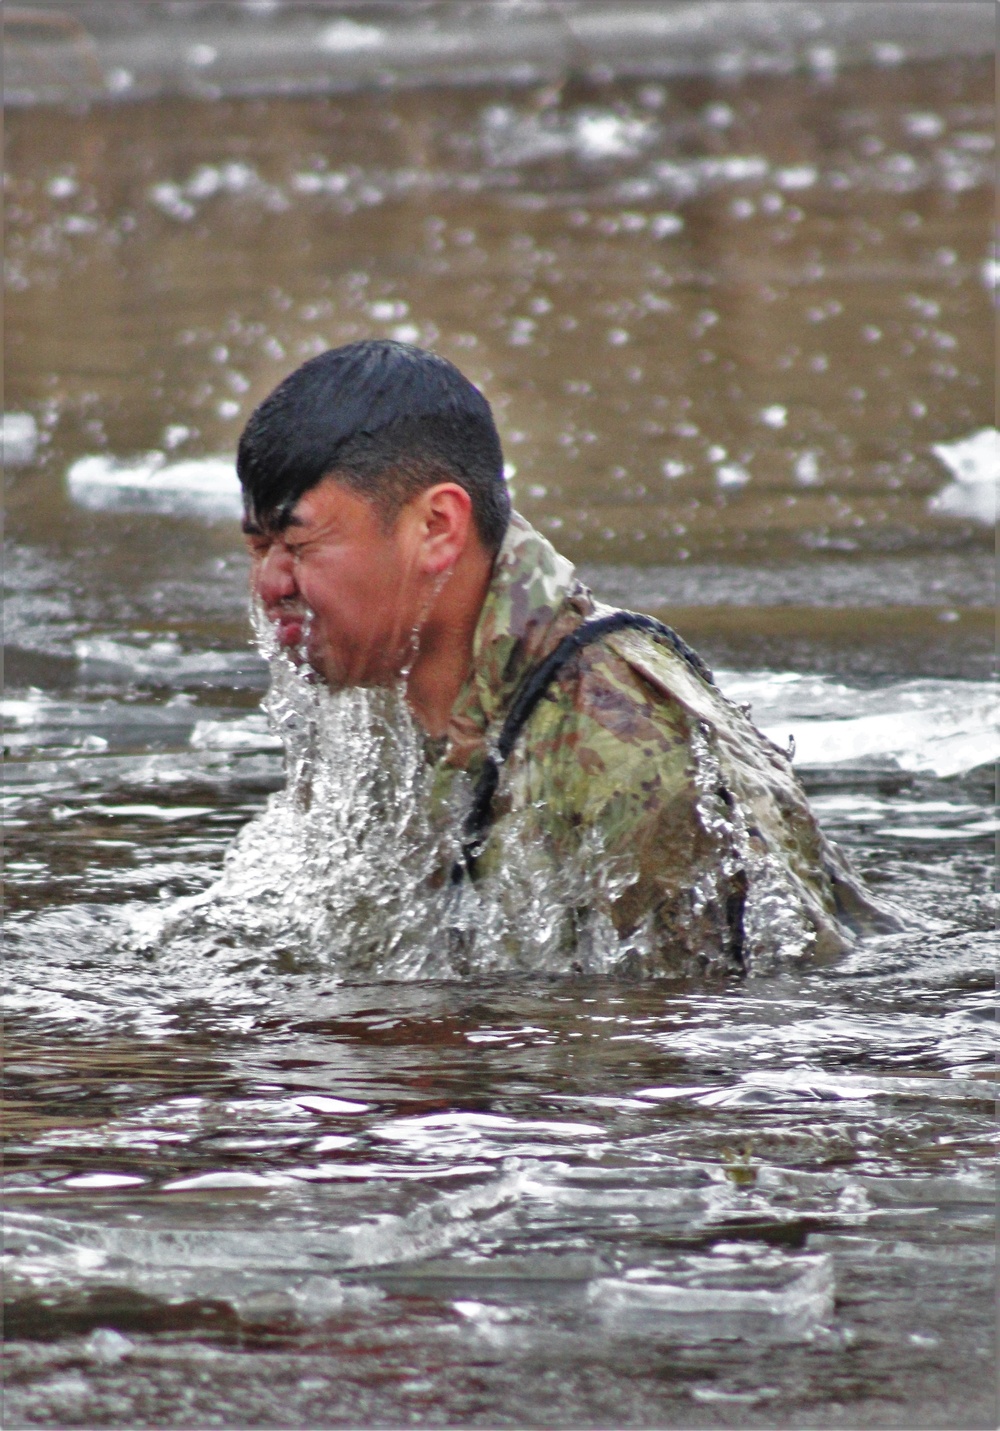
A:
126,617,673,983
2,13,996,1429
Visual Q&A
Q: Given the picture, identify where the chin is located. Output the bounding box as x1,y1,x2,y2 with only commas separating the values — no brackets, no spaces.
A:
309,637,407,693
309,655,347,691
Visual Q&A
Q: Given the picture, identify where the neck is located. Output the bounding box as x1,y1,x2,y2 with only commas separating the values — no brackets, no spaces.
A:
405,545,494,737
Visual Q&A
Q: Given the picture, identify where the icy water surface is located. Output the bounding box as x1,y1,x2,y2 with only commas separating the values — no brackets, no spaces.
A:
3,16,997,1429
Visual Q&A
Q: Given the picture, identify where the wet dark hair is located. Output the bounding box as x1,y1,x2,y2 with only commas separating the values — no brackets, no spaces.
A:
237,340,510,551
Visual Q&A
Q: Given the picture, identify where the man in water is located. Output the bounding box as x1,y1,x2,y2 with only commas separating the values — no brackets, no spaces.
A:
238,339,880,972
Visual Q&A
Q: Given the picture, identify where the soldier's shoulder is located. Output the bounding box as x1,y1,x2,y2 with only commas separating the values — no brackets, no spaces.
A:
525,628,694,772
568,622,796,779
520,636,693,821
549,621,718,736
603,624,720,719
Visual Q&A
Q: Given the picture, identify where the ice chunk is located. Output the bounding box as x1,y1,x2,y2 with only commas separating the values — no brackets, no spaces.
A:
775,164,818,190
715,463,750,490
163,1170,298,1190
794,450,821,486
482,107,654,168
928,428,998,525
718,672,998,780
189,716,282,752
295,1096,371,1115
73,635,262,689
650,213,683,238
63,1173,145,1189
67,453,242,520
318,19,384,51
590,1250,834,1343
2,412,39,466
575,114,651,160
85,1329,134,1363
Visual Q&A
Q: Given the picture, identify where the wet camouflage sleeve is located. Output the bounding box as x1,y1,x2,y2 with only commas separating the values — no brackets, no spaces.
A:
434,512,886,972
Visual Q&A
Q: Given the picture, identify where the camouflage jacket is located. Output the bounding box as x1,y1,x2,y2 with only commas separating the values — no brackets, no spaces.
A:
430,512,881,974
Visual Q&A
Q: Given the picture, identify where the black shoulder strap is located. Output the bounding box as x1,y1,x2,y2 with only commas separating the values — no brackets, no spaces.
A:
451,611,714,882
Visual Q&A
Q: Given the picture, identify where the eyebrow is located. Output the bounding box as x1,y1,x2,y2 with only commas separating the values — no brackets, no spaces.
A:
241,512,307,537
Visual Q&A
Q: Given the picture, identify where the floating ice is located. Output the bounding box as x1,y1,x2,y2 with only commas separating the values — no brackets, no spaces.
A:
4,1171,529,1292
715,463,750,490
637,1071,988,1105
67,453,242,519
2,412,39,466
149,162,286,221
189,715,282,752
163,1170,296,1191
928,427,999,525
653,154,768,200
575,114,650,160
296,1096,370,1116
650,213,683,237
74,634,260,687
318,19,385,52
85,1329,134,1364
719,671,998,779
590,1250,834,1343
62,1173,145,1189
775,164,818,190
794,450,821,486
95,804,215,822
481,106,655,168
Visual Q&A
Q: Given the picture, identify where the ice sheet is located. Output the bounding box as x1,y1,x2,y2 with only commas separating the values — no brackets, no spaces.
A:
67,453,242,520
718,671,997,778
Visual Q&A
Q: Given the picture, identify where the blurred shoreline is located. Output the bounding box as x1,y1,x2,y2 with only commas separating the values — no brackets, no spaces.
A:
4,0,995,107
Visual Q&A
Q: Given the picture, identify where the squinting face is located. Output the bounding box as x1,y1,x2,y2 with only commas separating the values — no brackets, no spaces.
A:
244,477,430,690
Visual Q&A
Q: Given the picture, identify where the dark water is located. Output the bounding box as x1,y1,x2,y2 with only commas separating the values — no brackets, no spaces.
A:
2,20,996,1430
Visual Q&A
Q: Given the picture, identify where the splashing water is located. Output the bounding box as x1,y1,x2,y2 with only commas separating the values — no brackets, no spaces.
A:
125,600,865,981
127,604,645,980
152,662,855,986
687,721,830,972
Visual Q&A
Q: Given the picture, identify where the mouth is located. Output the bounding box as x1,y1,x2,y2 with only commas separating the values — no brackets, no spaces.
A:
274,613,306,649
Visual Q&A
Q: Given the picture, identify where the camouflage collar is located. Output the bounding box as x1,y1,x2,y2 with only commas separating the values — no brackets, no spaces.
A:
444,511,593,767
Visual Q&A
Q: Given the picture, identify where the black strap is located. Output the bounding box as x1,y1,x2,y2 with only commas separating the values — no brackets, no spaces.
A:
451,611,714,882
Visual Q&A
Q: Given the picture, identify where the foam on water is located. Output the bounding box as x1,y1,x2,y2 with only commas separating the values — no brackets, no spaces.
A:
67,453,242,520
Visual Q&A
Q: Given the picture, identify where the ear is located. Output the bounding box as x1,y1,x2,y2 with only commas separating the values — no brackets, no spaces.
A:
414,483,474,576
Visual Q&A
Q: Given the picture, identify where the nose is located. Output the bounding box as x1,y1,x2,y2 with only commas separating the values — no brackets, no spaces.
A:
253,542,298,609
